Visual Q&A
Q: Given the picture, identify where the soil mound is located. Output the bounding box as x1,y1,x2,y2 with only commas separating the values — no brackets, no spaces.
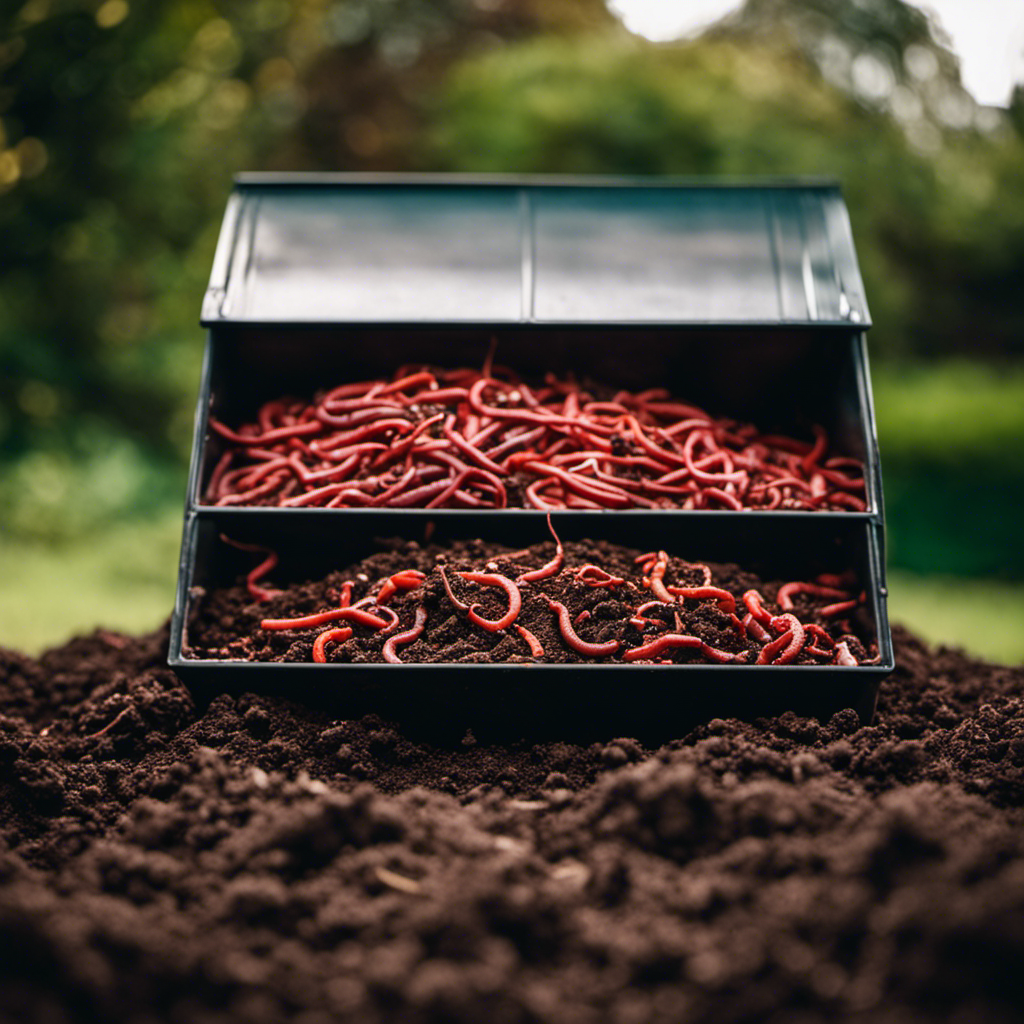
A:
1,625,1022,1023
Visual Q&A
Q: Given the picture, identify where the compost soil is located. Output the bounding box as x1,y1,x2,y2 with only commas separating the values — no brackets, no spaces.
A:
183,538,874,665
2,624,1024,1023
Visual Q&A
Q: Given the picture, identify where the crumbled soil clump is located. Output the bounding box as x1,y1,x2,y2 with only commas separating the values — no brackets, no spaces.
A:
184,538,874,665
2,625,1023,1023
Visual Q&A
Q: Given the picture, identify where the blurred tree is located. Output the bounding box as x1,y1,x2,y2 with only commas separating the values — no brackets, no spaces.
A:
290,0,616,170
716,0,973,128
429,2,1024,359
0,0,612,538
713,0,1024,357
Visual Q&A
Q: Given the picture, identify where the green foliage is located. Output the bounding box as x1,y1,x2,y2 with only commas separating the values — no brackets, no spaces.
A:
0,0,297,523
430,30,1024,361
873,360,1024,471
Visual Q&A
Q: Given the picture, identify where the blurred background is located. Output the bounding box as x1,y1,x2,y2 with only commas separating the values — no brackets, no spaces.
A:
1,0,1022,662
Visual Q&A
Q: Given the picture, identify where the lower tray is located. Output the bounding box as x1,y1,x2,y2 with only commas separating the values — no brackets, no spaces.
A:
168,511,893,740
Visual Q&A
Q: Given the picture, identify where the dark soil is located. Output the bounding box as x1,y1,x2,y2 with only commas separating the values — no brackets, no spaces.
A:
184,538,875,665
2,624,1024,1023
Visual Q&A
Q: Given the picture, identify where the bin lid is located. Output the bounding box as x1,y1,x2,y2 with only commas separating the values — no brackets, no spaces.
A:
202,174,870,328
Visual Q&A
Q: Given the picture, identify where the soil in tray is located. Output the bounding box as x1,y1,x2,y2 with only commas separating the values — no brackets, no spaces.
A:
204,364,867,511
184,534,875,665
1,625,1023,1024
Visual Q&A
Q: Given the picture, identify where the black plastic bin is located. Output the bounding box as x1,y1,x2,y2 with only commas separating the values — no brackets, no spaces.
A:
169,174,893,731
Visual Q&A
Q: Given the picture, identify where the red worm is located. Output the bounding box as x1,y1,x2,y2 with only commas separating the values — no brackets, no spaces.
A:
524,479,563,510
369,606,401,634
748,475,813,495
320,417,416,446
757,630,792,664
312,627,353,663
368,466,419,506
403,386,471,405
583,465,661,507
742,590,774,626
485,425,547,462
544,598,620,657
575,565,626,587
742,612,772,642
682,431,746,485
439,565,470,611
218,535,281,603
625,416,686,469
261,606,391,631
816,467,866,491
376,371,436,396
775,582,850,611
647,551,673,603
442,417,508,476
636,600,673,617
623,634,741,663
387,479,456,507
701,487,744,510
377,570,427,604
517,513,565,584
831,492,869,511
666,586,736,614
630,616,668,630
468,379,578,429
382,605,428,664
280,482,351,507
215,471,289,506
457,572,522,631
758,613,806,664
521,461,634,508
326,489,376,507
340,608,397,630
642,400,709,420
820,598,860,618
319,391,396,414
804,623,835,649
209,418,321,446
288,452,370,484
800,425,829,475
206,450,234,499
314,404,409,429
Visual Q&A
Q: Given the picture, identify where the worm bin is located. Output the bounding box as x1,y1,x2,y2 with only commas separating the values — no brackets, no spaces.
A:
169,174,893,733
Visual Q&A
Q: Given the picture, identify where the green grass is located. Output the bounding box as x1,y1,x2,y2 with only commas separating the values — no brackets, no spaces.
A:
872,359,1024,470
0,510,181,656
887,571,1024,666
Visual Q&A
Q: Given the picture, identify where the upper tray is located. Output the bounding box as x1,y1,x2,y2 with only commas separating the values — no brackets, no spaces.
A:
202,174,871,329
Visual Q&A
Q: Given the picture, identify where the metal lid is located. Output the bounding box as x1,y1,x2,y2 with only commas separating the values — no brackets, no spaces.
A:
202,174,870,328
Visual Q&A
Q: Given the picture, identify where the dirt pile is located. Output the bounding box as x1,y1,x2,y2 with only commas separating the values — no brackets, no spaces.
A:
1,626,1023,1023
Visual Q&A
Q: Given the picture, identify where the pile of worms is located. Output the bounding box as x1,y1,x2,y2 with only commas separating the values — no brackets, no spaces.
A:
204,361,866,511
202,521,875,667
